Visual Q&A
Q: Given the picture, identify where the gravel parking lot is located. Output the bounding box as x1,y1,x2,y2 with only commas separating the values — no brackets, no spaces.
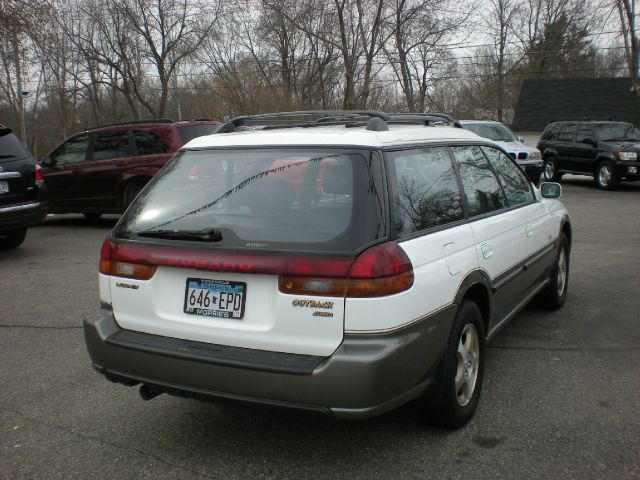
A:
1,177,639,479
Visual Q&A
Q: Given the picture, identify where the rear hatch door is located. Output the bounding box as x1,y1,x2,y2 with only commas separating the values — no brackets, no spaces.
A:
0,128,36,207
108,146,387,356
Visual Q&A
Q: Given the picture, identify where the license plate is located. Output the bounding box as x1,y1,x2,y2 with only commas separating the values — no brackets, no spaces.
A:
0,181,8,194
184,278,246,319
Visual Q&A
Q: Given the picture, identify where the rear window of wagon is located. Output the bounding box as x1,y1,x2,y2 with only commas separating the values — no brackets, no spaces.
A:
114,147,388,254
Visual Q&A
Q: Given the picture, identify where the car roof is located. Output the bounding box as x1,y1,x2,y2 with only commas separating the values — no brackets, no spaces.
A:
85,119,221,134
459,120,504,125
184,124,485,150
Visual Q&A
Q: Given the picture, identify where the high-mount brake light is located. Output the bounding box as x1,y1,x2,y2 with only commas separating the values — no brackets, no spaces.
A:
99,237,156,280
279,242,414,298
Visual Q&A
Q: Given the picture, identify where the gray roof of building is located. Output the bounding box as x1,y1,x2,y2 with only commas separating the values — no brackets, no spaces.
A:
512,77,639,131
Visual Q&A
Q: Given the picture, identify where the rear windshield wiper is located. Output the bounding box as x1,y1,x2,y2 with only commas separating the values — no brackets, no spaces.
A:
137,228,223,242
0,154,17,159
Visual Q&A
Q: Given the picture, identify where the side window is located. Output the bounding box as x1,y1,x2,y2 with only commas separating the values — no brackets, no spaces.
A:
450,146,506,217
556,124,577,142
575,124,593,143
92,131,131,160
541,125,555,141
388,146,463,237
133,130,170,155
481,147,535,207
51,135,90,165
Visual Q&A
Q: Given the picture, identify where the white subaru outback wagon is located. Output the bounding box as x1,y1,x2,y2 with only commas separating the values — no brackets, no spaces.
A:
84,111,571,428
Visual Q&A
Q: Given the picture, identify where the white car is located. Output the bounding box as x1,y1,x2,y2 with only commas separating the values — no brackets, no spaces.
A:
460,120,544,183
85,111,571,428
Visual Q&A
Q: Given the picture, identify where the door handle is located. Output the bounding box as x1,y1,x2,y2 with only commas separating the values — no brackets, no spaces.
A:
525,224,533,238
481,243,494,259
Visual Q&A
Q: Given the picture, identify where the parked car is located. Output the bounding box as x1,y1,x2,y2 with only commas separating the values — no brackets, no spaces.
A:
537,119,640,190
0,125,47,249
84,111,571,428
459,120,544,183
40,119,222,218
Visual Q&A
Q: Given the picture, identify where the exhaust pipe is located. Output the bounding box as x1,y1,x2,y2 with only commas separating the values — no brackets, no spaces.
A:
139,384,162,401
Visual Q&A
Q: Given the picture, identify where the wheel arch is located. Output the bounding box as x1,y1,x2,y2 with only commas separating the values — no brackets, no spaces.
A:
453,270,492,338
541,148,558,160
560,215,572,250
119,175,152,210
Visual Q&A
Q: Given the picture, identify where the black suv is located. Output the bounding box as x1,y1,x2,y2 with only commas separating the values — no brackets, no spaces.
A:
537,120,640,190
0,125,47,249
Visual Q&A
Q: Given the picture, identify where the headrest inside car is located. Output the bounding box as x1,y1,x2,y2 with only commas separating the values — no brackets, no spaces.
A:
322,164,352,195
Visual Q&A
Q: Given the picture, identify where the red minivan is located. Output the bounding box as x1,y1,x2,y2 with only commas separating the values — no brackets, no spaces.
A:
40,119,221,218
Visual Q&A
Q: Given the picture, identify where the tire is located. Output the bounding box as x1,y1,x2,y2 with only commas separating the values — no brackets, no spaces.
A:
434,300,486,429
595,160,619,190
0,228,27,249
83,213,102,220
536,233,570,310
123,182,144,211
543,156,562,182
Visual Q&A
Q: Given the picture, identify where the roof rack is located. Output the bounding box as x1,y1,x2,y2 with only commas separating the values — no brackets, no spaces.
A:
388,112,463,128
94,118,175,129
217,111,392,133
215,110,463,133
552,117,615,122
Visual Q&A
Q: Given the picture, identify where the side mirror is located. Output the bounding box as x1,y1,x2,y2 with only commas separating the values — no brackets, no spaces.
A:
41,155,56,167
579,138,596,147
518,136,525,142
540,182,562,199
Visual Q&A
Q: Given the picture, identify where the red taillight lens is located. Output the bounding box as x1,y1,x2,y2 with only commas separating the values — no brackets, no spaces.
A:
345,242,414,297
99,237,156,280
280,242,413,298
34,165,44,184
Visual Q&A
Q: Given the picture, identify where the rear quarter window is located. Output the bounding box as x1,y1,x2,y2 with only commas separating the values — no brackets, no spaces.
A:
176,124,222,143
0,131,30,161
133,130,170,155
386,146,464,236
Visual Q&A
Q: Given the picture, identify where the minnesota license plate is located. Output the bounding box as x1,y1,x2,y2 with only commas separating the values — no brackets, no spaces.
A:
184,278,246,319
0,181,8,194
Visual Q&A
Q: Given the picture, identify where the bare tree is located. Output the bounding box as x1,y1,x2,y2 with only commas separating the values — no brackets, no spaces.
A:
616,0,639,95
0,0,50,144
385,0,471,112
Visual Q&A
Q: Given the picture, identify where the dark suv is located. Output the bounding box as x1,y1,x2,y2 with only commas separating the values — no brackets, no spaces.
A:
40,119,221,217
0,125,47,249
537,120,640,190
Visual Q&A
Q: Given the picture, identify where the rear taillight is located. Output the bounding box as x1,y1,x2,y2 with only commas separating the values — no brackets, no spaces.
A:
99,237,156,280
35,164,44,186
98,239,413,296
345,242,414,297
279,242,413,298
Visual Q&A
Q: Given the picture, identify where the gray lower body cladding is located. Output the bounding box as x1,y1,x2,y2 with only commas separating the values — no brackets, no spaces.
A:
84,306,456,418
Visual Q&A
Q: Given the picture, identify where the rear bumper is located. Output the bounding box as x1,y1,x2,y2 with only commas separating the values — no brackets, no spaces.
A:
0,201,47,233
84,305,455,418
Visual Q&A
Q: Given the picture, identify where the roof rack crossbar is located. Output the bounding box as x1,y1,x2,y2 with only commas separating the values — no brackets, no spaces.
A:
219,110,391,132
388,112,463,128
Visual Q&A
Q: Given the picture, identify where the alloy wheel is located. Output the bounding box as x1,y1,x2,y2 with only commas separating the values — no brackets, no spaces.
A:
598,164,612,187
556,247,568,297
455,323,480,407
